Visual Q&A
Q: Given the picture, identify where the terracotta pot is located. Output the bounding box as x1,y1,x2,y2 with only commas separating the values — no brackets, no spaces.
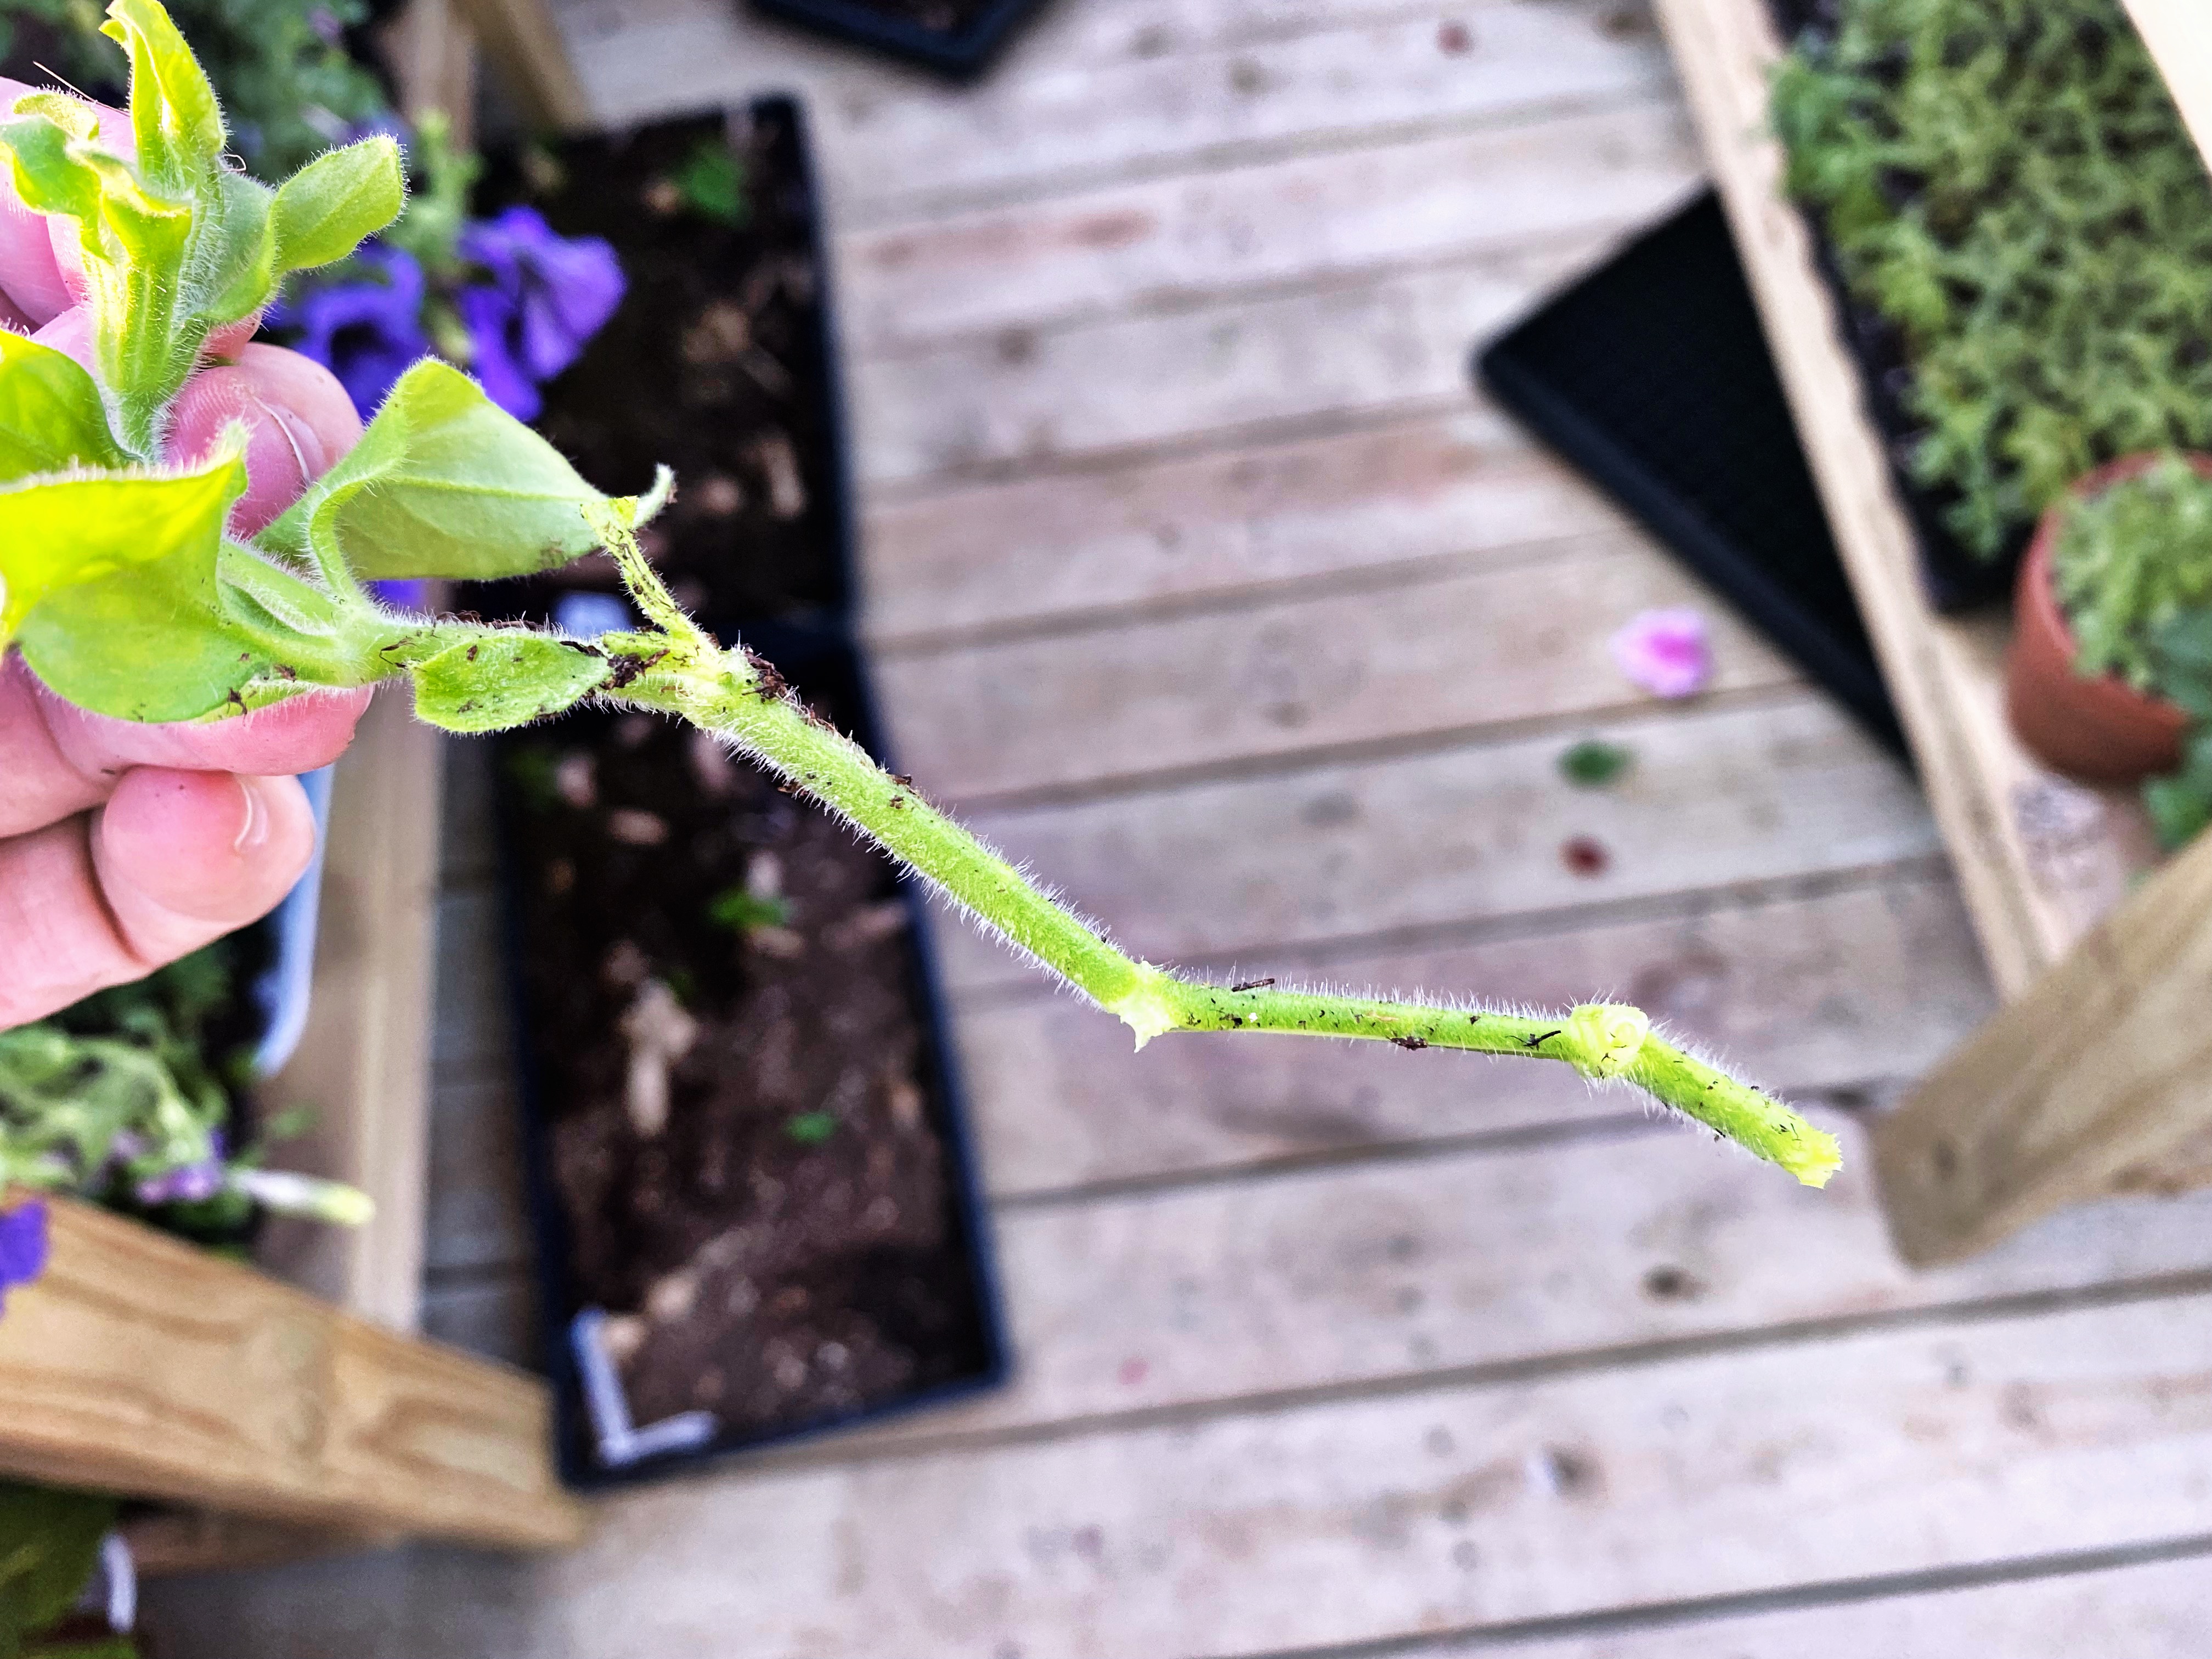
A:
2004,453,2208,784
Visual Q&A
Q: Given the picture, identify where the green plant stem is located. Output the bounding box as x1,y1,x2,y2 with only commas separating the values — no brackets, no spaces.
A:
590,616,1841,1189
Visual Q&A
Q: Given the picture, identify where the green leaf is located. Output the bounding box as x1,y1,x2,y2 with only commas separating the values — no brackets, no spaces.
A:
272,136,404,270
0,336,127,483
101,0,224,190
0,1482,117,1646
261,360,637,582
410,632,612,733
0,456,336,722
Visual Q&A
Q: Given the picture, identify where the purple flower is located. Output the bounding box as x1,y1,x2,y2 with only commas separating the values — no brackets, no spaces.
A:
0,1200,49,1313
456,207,624,421
136,1160,225,1206
1610,607,1713,700
268,242,431,417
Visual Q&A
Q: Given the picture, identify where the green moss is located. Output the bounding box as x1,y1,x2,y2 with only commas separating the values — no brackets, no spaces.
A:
1771,0,2212,559
2053,455,2212,690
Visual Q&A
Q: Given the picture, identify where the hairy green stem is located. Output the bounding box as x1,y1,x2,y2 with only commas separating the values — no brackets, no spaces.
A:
584,601,1841,1189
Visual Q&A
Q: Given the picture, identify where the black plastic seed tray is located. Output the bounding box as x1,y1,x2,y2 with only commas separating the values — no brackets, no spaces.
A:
747,0,1053,81
1476,190,1906,758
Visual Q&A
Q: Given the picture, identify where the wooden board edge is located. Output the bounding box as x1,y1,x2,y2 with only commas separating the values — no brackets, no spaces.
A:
1,1198,585,1550
1649,0,2160,1000
2125,0,2212,173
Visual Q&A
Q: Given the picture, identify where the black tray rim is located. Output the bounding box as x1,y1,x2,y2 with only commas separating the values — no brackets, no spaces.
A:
746,0,1052,81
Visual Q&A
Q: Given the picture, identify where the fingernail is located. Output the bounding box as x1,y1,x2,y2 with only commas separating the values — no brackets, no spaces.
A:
233,775,274,853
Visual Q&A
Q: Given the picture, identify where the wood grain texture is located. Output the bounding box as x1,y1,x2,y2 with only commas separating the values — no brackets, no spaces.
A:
0,1199,583,1548
955,865,1993,1196
1651,0,2162,998
2126,0,2212,170
820,1115,2212,1452
838,99,1698,349
861,407,1634,646
517,1294,2212,1657
1876,826,2212,1265
450,0,591,129
877,529,1796,802
561,0,1673,222
253,690,445,1332
925,693,1936,994
851,233,1630,488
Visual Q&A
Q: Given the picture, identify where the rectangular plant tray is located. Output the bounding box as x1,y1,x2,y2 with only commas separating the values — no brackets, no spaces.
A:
1651,0,2165,1001
472,101,1008,1485
746,0,1051,81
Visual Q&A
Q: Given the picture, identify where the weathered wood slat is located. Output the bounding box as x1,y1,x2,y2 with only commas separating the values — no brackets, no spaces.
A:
252,689,444,1332
861,407,1632,647
852,234,1621,487
877,530,1795,802
839,100,1696,349
514,1295,2212,1657
1876,825,2212,1265
922,693,1936,994
1650,0,2160,998
1396,1554,2212,1657
825,1115,2212,1452
0,1199,583,1549
566,0,1672,221
2125,0,2212,170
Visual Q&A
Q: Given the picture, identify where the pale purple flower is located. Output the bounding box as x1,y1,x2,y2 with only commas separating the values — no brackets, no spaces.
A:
1610,607,1712,699
136,1159,225,1206
0,1200,48,1313
456,207,624,421
267,241,431,417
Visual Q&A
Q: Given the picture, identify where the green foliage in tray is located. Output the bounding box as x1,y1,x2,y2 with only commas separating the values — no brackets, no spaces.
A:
1771,0,2212,559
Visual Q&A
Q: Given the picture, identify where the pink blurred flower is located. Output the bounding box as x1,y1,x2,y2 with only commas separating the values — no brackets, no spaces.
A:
1610,607,1711,699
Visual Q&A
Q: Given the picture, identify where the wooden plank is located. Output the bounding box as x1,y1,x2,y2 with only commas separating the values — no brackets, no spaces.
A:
123,1510,388,1580
877,529,1797,802
956,865,1993,1196
1650,0,2162,998
838,100,1697,349
380,0,480,153
0,1199,584,1549
450,0,592,131
922,693,1936,995
252,691,445,1332
510,1295,2212,1657
860,407,1633,647
829,1114,2212,1451
1392,1554,2212,1657
1876,826,2212,1265
2126,0,2212,171
851,233,1628,488
569,1,1673,221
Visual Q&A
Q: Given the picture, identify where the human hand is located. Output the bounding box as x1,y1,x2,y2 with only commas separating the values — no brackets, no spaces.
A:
0,78,372,1028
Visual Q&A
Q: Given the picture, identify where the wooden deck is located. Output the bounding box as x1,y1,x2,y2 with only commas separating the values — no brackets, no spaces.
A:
149,0,2212,1652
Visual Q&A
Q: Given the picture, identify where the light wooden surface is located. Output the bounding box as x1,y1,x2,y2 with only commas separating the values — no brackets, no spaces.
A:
2126,0,2212,171
0,1199,584,1549
1878,822,2212,1263
254,687,444,1331
1651,0,2161,1002
150,0,2212,1650
448,0,592,131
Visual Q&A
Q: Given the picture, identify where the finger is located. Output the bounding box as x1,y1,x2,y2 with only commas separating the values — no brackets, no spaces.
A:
166,343,365,534
2,653,368,839
0,768,315,1028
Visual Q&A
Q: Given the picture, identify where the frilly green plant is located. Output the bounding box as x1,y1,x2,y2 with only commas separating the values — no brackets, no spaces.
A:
0,0,1844,1187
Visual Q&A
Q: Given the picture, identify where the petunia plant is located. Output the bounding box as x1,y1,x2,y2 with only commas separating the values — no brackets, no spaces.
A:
0,1,1844,1191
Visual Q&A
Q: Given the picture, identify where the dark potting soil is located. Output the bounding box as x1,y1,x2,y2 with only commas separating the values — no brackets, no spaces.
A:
479,102,850,625
498,698,991,1438
475,107,994,1453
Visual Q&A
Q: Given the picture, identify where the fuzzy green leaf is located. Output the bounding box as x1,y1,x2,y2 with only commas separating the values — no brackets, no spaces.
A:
0,335,128,482
103,0,224,189
410,633,612,732
261,360,633,581
272,135,404,270
0,458,238,643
